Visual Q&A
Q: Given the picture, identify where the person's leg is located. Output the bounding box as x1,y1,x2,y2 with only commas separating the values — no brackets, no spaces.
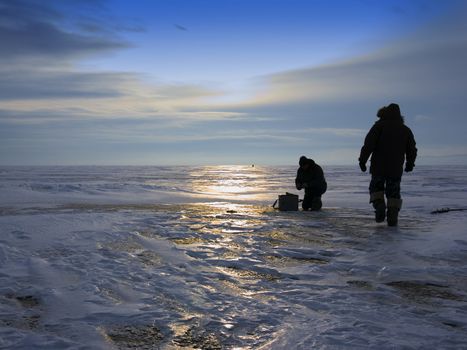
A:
310,196,322,211
385,178,402,226
307,184,326,211
302,193,312,210
369,175,386,222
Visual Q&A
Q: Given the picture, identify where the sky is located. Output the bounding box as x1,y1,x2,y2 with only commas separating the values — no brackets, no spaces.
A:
1,0,467,165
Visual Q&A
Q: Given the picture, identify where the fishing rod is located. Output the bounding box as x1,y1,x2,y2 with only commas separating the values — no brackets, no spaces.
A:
431,207,467,214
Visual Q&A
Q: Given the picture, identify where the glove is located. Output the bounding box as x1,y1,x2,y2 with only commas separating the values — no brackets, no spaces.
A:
359,162,367,172
405,164,414,172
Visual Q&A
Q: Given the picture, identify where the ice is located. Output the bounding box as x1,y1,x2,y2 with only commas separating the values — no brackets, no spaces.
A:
1,165,467,348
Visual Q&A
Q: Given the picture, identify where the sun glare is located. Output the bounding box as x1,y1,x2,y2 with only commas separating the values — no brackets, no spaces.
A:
190,165,268,201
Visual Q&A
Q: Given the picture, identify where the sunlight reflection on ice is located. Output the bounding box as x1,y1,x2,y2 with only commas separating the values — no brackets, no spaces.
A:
189,165,270,201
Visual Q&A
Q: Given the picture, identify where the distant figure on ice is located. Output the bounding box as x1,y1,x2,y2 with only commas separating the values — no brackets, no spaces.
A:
295,156,327,211
359,103,417,226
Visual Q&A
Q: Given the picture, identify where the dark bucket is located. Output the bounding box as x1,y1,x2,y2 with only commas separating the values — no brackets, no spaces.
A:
277,193,299,211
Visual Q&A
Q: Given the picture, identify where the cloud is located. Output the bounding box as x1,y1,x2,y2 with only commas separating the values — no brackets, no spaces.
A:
302,128,365,137
0,106,247,126
252,40,467,106
0,70,135,100
0,70,223,106
0,0,128,64
240,7,467,108
151,84,223,101
0,0,133,106
417,146,467,164
0,0,231,124
414,114,433,122
71,124,364,145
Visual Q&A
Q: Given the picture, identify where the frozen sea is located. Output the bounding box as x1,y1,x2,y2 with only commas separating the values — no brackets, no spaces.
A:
0,165,466,349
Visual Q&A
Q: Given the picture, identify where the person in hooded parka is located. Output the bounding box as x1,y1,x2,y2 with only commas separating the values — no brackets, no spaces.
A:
359,103,417,226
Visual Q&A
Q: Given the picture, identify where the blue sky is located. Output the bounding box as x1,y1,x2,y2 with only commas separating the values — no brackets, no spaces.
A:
1,0,466,165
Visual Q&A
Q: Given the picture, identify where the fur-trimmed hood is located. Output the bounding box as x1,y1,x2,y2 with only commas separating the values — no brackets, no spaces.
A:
378,103,404,123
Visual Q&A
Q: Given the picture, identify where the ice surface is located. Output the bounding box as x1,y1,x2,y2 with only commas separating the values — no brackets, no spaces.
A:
0,165,466,349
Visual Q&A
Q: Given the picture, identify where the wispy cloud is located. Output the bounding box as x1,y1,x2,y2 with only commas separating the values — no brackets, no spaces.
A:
0,0,127,64
0,70,134,100
236,6,467,109
249,41,467,107
418,146,467,164
0,0,228,124
301,128,365,137
414,114,433,122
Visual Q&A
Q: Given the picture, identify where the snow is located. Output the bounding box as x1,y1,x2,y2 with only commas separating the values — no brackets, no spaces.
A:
0,165,466,349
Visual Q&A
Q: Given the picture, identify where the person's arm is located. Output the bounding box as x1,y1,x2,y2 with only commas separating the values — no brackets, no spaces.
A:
405,128,417,172
295,169,303,190
359,123,380,168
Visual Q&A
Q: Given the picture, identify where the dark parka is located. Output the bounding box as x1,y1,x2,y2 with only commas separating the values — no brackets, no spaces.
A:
359,105,417,178
295,159,327,195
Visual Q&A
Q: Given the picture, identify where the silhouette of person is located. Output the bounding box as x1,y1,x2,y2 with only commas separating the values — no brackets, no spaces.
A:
295,156,327,211
359,103,417,226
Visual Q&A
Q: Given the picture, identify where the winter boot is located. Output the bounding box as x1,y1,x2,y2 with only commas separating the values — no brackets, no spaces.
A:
370,191,386,223
310,196,322,211
387,198,402,227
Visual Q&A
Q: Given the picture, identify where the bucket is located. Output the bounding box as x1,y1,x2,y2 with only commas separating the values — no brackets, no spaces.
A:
277,192,299,211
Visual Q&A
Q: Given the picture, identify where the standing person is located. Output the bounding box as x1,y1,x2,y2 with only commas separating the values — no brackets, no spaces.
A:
359,103,417,226
295,156,327,211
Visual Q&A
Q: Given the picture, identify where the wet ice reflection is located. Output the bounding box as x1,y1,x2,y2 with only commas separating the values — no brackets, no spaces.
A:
189,165,271,201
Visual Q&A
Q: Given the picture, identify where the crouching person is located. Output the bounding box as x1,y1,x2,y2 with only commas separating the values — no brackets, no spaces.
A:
359,103,417,226
295,156,327,211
